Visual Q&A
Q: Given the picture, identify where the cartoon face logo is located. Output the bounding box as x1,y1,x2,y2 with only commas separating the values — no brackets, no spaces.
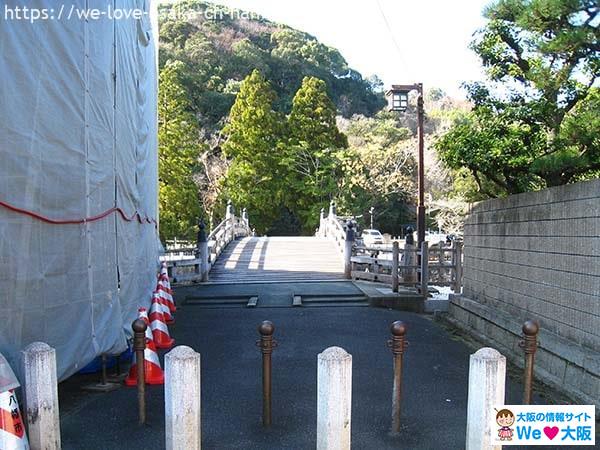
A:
496,409,515,441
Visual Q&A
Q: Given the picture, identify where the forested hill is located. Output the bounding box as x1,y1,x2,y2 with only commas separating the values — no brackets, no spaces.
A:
158,1,385,131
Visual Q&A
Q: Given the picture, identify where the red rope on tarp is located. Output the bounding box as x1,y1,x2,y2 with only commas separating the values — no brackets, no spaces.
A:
0,199,157,227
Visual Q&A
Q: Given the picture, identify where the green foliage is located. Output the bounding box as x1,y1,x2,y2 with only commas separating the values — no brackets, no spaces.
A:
158,1,385,132
221,73,353,235
158,61,201,241
435,0,600,197
337,113,417,234
287,77,348,232
221,70,287,232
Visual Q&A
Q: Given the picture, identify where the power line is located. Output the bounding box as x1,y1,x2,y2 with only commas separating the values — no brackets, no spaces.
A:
375,0,413,79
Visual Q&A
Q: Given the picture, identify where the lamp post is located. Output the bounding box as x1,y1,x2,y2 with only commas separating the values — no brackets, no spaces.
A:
386,84,425,248
369,207,375,230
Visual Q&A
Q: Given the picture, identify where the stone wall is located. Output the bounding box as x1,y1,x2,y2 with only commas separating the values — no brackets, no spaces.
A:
448,179,599,407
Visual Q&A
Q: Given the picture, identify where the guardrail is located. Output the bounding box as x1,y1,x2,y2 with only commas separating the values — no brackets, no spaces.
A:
316,201,463,295
160,201,252,283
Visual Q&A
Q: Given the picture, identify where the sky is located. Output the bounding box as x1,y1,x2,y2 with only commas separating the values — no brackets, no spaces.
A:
203,0,492,99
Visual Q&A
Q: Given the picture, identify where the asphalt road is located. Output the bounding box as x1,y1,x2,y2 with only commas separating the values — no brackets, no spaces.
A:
58,299,550,449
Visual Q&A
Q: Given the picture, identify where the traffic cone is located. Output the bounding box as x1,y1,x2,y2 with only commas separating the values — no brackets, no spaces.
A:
0,389,29,450
153,291,174,324
157,280,176,313
149,297,174,349
160,261,170,281
124,309,164,386
158,275,172,294
137,307,154,342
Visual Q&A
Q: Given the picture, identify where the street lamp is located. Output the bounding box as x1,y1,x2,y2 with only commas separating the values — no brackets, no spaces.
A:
386,83,426,248
369,207,375,229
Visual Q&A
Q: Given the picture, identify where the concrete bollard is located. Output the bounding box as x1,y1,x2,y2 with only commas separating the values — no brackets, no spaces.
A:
165,346,202,450
466,348,506,450
22,342,61,450
317,347,352,450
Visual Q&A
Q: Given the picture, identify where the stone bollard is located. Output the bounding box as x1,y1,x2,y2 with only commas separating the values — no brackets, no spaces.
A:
22,342,61,450
328,200,336,218
226,200,234,242
343,222,355,279
317,347,352,450
197,220,209,282
165,346,202,450
402,228,417,284
466,348,506,450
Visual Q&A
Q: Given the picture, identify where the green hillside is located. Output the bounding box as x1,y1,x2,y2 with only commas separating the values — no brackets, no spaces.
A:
158,1,385,132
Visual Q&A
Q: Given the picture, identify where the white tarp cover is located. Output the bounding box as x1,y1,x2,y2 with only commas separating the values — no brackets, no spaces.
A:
0,0,160,382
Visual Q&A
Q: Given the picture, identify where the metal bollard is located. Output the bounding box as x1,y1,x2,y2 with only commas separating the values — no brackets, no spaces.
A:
256,321,277,427
132,318,147,424
519,320,539,404
388,321,408,434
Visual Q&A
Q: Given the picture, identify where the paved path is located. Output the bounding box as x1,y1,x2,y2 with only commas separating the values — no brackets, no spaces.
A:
210,236,343,282
58,297,543,449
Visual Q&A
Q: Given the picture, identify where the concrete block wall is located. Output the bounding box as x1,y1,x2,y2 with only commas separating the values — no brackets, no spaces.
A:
449,179,600,408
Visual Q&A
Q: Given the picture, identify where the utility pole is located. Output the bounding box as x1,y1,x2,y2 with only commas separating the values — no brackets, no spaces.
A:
416,84,425,248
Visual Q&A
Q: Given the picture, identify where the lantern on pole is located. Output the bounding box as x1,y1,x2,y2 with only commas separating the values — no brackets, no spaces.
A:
386,83,426,248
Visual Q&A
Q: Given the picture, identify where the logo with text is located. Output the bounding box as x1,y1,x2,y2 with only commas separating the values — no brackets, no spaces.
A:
492,405,595,446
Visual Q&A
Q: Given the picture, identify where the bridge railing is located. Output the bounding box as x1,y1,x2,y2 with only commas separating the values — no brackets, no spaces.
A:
350,240,463,294
316,201,463,295
160,201,252,283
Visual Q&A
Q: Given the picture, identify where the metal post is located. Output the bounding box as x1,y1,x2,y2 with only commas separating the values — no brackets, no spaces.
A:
257,321,277,427
416,84,425,248
392,241,399,292
133,319,147,425
388,321,407,434
344,221,355,279
369,206,374,229
520,320,539,404
420,241,429,296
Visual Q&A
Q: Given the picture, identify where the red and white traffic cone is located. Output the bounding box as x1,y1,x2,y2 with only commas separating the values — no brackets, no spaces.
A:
124,309,164,386
149,298,174,349
156,280,176,313
153,291,174,324
137,307,154,342
160,261,170,281
0,389,29,449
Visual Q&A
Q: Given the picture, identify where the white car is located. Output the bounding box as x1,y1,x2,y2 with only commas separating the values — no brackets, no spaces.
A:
361,229,384,246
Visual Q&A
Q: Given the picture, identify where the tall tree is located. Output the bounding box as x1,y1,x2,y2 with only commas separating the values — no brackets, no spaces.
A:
435,0,599,197
221,69,286,233
158,61,201,242
287,76,348,232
